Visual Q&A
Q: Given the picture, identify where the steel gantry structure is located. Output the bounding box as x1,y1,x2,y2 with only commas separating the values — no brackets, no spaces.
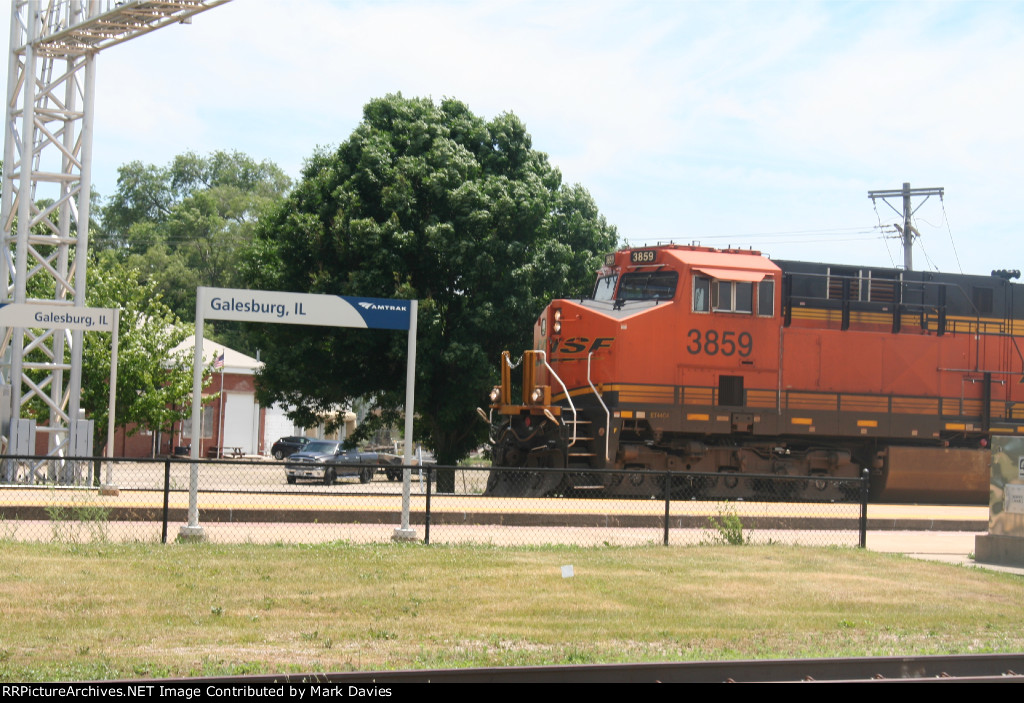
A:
0,0,229,469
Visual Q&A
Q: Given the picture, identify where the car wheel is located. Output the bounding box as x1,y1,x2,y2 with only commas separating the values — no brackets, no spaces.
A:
323,468,336,485
286,475,296,484
273,449,284,460
386,469,399,482
359,467,373,484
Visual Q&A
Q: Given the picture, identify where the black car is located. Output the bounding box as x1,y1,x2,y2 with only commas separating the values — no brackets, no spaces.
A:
271,436,311,460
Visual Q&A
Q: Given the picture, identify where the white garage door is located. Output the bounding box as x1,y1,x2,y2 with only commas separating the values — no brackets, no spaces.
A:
223,392,258,454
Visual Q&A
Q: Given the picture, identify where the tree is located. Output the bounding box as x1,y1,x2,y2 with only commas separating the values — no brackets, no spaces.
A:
99,151,292,338
81,251,209,455
246,94,617,466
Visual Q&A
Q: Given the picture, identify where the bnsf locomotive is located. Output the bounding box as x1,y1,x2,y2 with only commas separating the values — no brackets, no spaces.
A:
485,244,1024,503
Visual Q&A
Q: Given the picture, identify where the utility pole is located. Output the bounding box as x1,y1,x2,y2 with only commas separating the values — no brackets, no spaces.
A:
867,182,944,271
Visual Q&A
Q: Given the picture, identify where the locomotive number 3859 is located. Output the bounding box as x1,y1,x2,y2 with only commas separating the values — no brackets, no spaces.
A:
686,329,753,357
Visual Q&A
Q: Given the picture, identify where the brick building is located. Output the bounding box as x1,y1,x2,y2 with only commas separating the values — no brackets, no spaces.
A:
113,337,265,458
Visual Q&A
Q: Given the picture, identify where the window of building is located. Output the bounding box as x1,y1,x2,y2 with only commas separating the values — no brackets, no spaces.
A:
181,407,214,439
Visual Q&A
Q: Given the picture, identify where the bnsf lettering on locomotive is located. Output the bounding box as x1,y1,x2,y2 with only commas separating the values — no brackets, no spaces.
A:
560,338,587,354
552,337,614,355
686,329,752,357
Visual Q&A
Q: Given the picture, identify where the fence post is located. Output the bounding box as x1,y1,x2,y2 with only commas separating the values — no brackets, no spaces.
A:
663,470,670,546
859,467,869,549
424,466,432,545
162,459,171,544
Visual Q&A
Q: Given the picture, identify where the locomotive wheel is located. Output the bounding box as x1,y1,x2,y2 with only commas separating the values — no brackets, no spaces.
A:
709,469,752,500
761,466,798,500
798,474,847,502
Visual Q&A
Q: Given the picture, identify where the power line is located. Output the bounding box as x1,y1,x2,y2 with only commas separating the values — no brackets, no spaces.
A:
940,199,964,275
630,226,882,246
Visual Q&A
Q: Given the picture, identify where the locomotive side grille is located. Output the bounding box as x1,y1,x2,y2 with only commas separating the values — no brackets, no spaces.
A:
786,392,839,410
893,398,940,414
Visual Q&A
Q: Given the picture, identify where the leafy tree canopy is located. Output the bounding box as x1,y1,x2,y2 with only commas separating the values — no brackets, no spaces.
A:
82,251,209,454
246,94,617,464
99,151,291,332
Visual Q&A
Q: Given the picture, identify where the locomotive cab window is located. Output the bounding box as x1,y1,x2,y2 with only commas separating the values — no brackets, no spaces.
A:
758,278,775,317
693,276,710,312
618,271,678,301
713,280,753,314
593,274,618,301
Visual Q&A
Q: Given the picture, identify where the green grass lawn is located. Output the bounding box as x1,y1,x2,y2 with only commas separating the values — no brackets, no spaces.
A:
0,541,1021,681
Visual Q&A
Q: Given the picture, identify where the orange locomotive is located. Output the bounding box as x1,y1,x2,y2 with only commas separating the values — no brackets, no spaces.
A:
485,244,1024,502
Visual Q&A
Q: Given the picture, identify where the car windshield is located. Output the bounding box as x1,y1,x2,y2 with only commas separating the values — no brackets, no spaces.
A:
305,441,339,453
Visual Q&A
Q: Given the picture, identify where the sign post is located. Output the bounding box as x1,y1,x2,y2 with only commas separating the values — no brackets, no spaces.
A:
182,288,417,541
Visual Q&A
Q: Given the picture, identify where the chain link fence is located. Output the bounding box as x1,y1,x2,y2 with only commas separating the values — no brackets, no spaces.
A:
0,456,868,547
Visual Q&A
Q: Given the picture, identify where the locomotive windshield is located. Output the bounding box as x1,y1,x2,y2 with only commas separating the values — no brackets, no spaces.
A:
593,274,618,301
617,271,678,301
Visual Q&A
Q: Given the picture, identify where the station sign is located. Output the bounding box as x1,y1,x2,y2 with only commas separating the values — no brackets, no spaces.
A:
198,287,411,330
0,302,116,331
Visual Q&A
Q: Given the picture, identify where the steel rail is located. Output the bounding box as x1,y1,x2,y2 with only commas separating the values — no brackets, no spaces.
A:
104,653,1024,684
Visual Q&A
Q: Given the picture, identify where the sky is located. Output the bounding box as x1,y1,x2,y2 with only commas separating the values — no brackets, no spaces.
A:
11,0,1024,276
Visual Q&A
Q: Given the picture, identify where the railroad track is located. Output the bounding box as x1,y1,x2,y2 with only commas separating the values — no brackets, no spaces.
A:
123,653,1024,684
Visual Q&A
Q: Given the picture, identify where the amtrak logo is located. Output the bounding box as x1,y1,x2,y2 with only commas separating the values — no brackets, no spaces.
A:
357,301,408,312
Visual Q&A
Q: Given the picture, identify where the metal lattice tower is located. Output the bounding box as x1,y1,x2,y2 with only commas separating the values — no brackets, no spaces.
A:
0,0,229,460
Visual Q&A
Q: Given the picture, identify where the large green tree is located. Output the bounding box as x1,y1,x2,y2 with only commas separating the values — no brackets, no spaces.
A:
99,151,291,335
246,94,617,464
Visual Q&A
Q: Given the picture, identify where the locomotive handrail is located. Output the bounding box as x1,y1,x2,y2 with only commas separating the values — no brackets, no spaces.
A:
587,351,611,462
536,350,577,448
780,270,1008,338
784,271,987,316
